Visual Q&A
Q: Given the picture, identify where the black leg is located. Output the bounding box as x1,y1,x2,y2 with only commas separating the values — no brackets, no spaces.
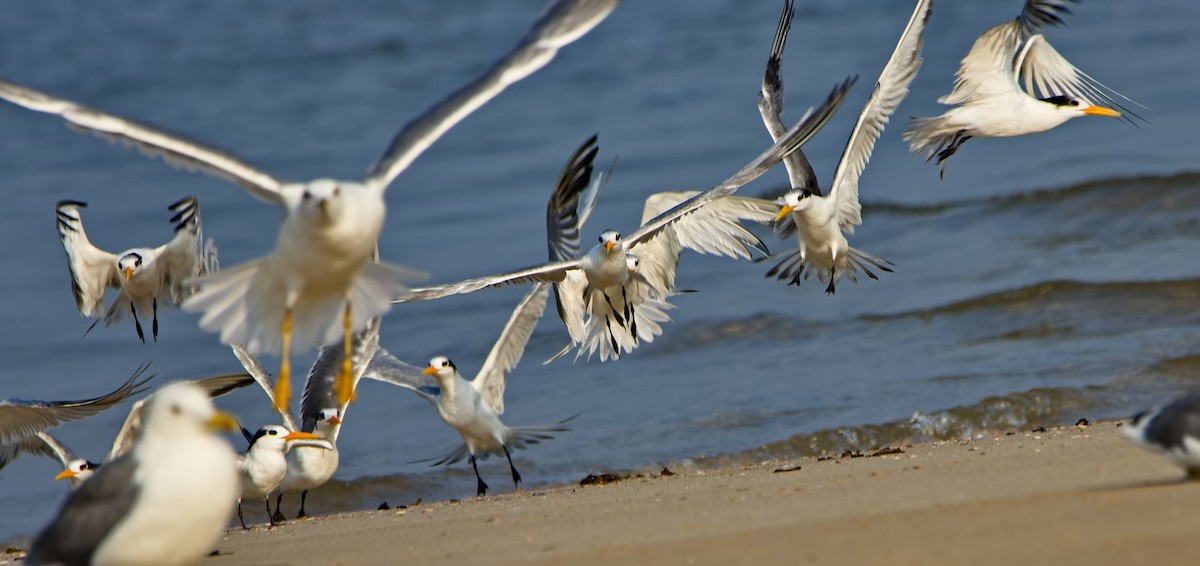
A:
151,298,158,342
272,493,286,524
237,499,248,530
471,455,489,497
825,267,837,295
503,445,522,490
605,316,619,354
622,286,637,344
297,490,310,519
265,497,275,527
602,292,625,327
131,303,145,343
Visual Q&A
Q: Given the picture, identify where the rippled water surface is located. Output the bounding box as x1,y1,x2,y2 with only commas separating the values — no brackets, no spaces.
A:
2,0,1199,541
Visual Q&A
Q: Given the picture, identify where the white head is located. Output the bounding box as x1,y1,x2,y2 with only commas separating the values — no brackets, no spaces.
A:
296,179,346,224
1041,94,1120,120
144,382,239,442
54,459,99,484
775,188,815,222
248,425,324,454
117,252,144,281
422,356,457,383
597,230,622,254
625,253,640,273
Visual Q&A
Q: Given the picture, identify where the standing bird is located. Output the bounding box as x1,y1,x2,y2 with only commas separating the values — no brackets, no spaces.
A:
760,0,931,294
24,382,241,566
394,85,852,361
1124,392,1200,479
904,0,1140,178
235,425,331,529
55,196,214,342
366,283,573,497
0,0,620,414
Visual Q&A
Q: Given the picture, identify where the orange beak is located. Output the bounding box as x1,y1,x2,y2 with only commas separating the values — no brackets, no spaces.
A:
774,204,795,223
54,469,77,481
327,415,343,425
1083,106,1120,117
284,431,323,441
605,241,615,252
123,266,134,280
422,365,438,375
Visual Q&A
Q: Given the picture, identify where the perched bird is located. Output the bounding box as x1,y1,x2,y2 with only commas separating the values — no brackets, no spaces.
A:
55,197,215,342
235,425,331,529
904,0,1140,178
366,283,574,497
1124,392,1200,479
0,366,150,446
24,382,241,566
394,86,852,361
0,0,620,415
758,0,930,294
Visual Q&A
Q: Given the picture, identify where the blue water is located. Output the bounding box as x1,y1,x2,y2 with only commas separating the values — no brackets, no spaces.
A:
2,0,1200,542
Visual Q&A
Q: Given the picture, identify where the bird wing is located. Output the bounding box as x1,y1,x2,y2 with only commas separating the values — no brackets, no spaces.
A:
25,454,142,566
547,135,601,263
1015,34,1145,124
473,283,551,416
106,370,250,461
394,259,583,304
229,344,298,431
0,365,151,447
758,0,821,196
937,21,1024,106
624,77,854,249
54,201,120,317
155,196,206,304
363,0,618,190
361,347,441,406
827,0,931,233
299,317,381,437
0,431,79,473
0,79,285,204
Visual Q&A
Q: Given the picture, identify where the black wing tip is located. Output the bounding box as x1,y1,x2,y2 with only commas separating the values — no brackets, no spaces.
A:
56,199,88,210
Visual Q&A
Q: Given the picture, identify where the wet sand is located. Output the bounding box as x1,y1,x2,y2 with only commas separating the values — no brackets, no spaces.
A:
195,421,1199,565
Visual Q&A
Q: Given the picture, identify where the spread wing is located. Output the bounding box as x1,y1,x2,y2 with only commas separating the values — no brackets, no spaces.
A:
827,0,931,233
0,431,80,473
473,283,550,415
230,344,298,431
758,0,820,196
299,317,381,437
361,347,441,406
106,370,250,461
155,196,207,304
55,200,119,317
394,259,583,304
364,0,618,190
624,77,854,249
0,365,151,446
0,79,285,204
1015,34,1145,124
547,135,601,263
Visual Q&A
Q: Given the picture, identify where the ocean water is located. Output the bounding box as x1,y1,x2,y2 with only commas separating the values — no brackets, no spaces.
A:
2,0,1199,542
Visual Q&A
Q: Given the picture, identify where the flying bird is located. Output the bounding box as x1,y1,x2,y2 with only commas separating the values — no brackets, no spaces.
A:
0,366,150,447
366,283,574,497
24,382,241,566
55,196,214,342
903,0,1142,178
0,432,99,489
757,0,930,294
0,0,620,414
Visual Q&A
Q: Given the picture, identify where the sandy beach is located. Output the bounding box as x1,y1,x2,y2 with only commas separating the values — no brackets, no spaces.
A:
107,420,1187,565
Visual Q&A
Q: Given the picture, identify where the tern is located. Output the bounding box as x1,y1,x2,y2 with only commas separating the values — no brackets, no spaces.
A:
24,381,241,566
1124,392,1200,479
235,424,332,529
904,0,1141,178
365,283,574,497
0,432,99,489
0,366,150,447
394,83,853,361
759,0,930,294
56,196,216,342
0,0,620,414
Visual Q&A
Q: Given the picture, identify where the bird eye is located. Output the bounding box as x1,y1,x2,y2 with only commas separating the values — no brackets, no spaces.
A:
302,191,312,201
441,360,449,367
268,429,278,435
1070,100,1079,107
333,187,340,196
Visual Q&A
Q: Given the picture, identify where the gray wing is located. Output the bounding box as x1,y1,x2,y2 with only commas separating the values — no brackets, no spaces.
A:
473,283,551,415
758,0,820,196
826,0,931,233
25,453,141,565
1143,393,1200,451
394,259,583,304
624,77,855,248
230,344,298,431
299,317,381,435
106,370,250,461
547,135,601,263
361,347,441,407
1014,35,1146,125
0,431,79,473
155,196,206,304
0,79,285,205
0,365,152,446
364,0,618,190
55,200,120,317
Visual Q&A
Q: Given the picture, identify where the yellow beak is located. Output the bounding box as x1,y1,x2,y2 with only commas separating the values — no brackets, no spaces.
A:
327,415,342,425
123,266,134,280
283,431,323,441
54,469,77,481
319,199,329,214
206,410,240,433
774,204,795,223
422,365,438,376
605,241,616,252
1083,106,1120,117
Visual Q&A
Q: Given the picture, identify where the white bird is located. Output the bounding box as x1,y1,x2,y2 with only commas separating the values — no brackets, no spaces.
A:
55,196,215,342
0,432,99,489
230,317,381,521
235,424,331,529
904,0,1140,178
24,381,241,566
1124,392,1200,479
0,0,620,414
0,366,150,447
365,283,573,497
395,87,852,361
758,0,930,295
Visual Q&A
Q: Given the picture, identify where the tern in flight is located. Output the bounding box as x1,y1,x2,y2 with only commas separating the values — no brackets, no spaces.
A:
55,196,215,342
904,0,1142,178
758,0,930,294
0,0,620,414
